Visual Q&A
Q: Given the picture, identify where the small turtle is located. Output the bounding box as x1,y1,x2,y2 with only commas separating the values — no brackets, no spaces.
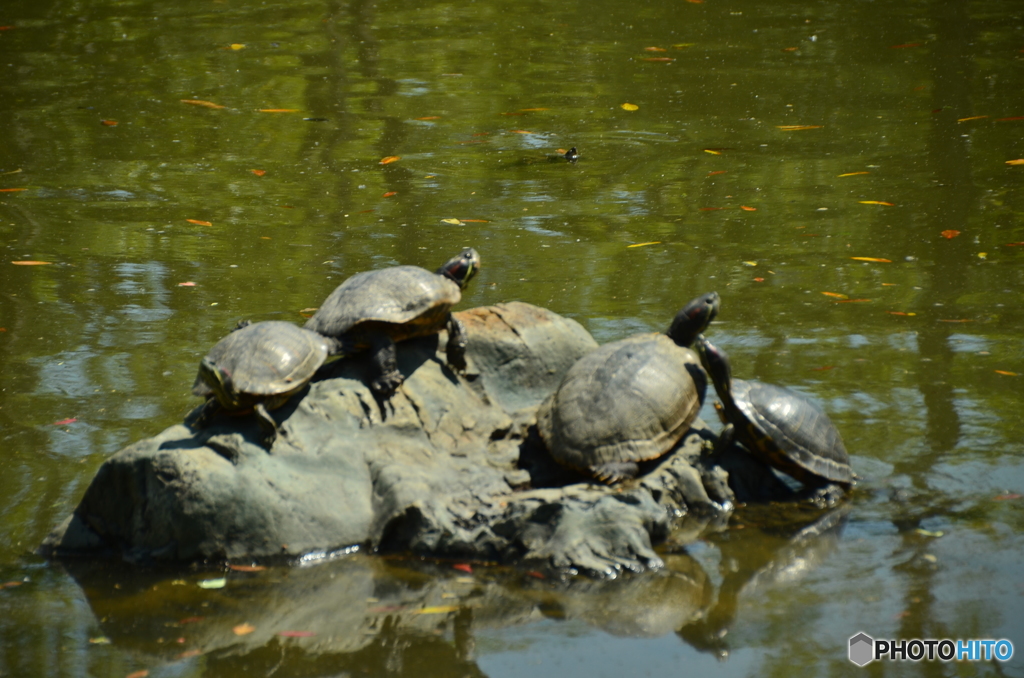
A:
192,321,329,446
537,292,720,484
304,248,480,397
696,338,853,488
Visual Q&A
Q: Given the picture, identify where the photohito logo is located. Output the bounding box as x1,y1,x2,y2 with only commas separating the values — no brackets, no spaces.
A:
849,632,1014,666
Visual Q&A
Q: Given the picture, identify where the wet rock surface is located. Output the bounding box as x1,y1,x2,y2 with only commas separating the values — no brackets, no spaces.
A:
42,302,802,575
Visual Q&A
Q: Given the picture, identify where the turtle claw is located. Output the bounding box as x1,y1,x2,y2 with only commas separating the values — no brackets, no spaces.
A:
591,462,640,485
371,371,404,399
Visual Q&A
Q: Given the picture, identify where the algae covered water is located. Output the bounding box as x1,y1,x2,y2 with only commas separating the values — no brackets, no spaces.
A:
2,0,1023,675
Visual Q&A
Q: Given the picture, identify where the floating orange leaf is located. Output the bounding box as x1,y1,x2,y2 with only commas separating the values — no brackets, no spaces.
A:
938,319,973,323
782,46,799,52
379,156,401,165
416,116,441,120
699,207,724,211
100,120,118,126
686,0,703,4
811,365,835,371
838,171,869,177
621,103,639,111
453,563,473,573
644,47,666,52
821,292,849,299
258,108,299,113
250,169,266,176
177,649,202,659
382,191,397,198
995,370,1018,377
177,281,196,287
958,115,988,122
228,564,266,572
740,205,757,211
186,219,212,226
277,630,316,637
995,493,1023,500
776,125,822,130
125,671,149,678
11,260,52,265
941,229,960,239
0,188,27,192
642,57,675,62
181,99,225,109
996,116,1024,121
850,257,892,263
753,277,765,282
707,170,726,175
233,623,256,636
627,241,661,248
1006,159,1024,165
0,581,21,588
859,201,895,206
52,418,78,425
519,107,549,112
1006,242,1024,246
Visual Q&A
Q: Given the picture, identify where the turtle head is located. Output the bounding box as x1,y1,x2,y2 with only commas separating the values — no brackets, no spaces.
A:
695,338,732,400
667,291,720,347
198,356,241,409
437,248,480,289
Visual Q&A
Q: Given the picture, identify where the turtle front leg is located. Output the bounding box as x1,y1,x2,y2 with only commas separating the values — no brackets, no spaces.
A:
254,402,279,449
445,313,469,373
191,397,222,430
368,333,403,397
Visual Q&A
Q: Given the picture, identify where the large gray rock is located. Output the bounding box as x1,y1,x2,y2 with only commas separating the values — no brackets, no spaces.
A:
41,302,792,575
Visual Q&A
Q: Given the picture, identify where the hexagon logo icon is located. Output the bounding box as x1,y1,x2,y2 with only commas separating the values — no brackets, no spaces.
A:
849,632,874,666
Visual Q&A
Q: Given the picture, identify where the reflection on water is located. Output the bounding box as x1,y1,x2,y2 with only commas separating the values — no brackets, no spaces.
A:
2,0,1024,674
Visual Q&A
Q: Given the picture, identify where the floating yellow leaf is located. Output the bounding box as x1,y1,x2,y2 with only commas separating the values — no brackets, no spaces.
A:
416,605,459,615
776,125,822,130
742,261,757,267
838,171,870,177
1006,159,1024,165
186,219,213,226
916,529,944,538
850,257,892,263
511,130,533,134
88,637,111,645
197,578,226,589
627,241,661,248
416,116,441,120
230,43,245,50
859,201,895,206
11,260,52,265
258,108,299,113
887,311,916,316
995,370,1018,376
621,103,639,111
181,99,225,109
379,156,401,165
958,115,987,122
441,218,462,225
821,292,849,299
233,623,256,636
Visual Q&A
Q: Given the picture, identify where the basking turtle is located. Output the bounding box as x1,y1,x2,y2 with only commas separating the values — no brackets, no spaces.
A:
192,320,329,446
537,292,720,484
696,338,853,488
304,248,480,397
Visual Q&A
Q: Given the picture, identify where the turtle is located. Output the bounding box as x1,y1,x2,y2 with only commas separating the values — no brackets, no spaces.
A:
536,291,720,484
192,320,329,447
303,248,480,397
695,338,853,489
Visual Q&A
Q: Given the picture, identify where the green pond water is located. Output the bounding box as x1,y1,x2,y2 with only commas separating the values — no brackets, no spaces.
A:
1,0,1023,675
